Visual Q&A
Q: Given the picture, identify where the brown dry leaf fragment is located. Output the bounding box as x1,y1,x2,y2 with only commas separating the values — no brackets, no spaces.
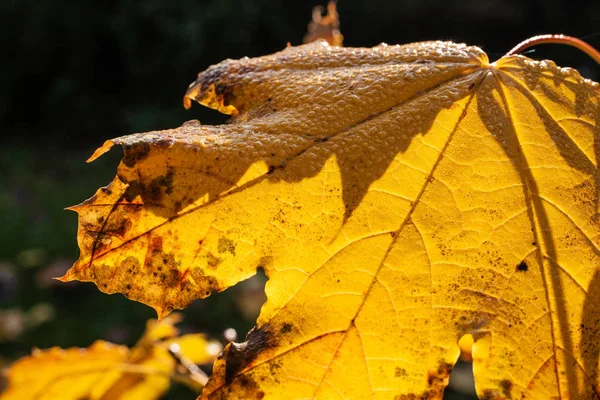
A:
63,38,600,399
303,1,343,47
0,315,215,400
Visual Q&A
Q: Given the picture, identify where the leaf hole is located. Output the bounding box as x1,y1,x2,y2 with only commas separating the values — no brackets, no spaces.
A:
188,267,267,354
232,267,267,323
444,360,477,399
442,334,477,399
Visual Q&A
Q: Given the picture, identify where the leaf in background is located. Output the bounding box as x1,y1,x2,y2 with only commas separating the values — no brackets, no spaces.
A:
303,0,343,47
0,314,216,399
61,39,600,399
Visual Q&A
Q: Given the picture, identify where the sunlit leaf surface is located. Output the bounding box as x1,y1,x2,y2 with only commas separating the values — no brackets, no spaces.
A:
62,40,600,399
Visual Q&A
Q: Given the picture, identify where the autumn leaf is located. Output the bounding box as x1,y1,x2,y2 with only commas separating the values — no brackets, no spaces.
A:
60,38,600,399
303,0,343,47
0,314,218,400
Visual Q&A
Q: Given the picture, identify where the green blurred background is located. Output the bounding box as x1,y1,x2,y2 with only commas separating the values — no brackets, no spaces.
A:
1,0,599,398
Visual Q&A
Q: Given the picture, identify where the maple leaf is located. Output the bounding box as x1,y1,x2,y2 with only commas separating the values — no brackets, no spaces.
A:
0,314,218,400
60,38,600,399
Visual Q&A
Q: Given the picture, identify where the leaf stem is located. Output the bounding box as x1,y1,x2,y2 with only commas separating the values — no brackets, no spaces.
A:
505,34,600,64
119,362,207,391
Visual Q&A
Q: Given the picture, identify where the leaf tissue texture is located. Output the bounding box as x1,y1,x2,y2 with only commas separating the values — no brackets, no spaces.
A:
62,40,600,399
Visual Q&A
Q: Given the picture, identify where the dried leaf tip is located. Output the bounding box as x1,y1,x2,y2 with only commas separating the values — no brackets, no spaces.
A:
86,140,115,163
153,304,173,322
183,94,192,110
55,268,74,283
505,34,600,64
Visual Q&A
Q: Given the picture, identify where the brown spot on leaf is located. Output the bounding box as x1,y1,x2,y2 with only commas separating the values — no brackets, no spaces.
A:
121,257,141,276
218,238,237,256
214,82,235,107
154,138,174,148
156,167,175,195
145,250,180,289
394,360,453,399
427,361,452,387
267,360,282,384
224,325,275,384
124,181,142,202
394,394,428,399
211,373,265,400
237,374,264,397
481,389,502,399
122,142,151,168
190,268,220,296
149,237,163,253
499,379,513,399
424,360,453,398
205,252,221,269
104,217,131,239
280,323,293,334
184,61,247,115
174,201,182,212
123,168,175,205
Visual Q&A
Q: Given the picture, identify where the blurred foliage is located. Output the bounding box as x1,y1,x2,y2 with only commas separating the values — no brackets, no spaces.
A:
0,0,598,398
1,0,598,146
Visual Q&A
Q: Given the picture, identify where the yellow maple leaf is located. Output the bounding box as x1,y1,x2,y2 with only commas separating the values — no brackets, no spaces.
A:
0,314,216,399
60,38,600,399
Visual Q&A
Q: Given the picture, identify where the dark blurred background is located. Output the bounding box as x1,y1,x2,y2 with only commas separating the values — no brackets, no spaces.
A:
1,0,599,398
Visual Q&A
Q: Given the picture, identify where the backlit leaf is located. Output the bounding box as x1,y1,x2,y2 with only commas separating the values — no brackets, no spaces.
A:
62,40,600,399
0,315,215,399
